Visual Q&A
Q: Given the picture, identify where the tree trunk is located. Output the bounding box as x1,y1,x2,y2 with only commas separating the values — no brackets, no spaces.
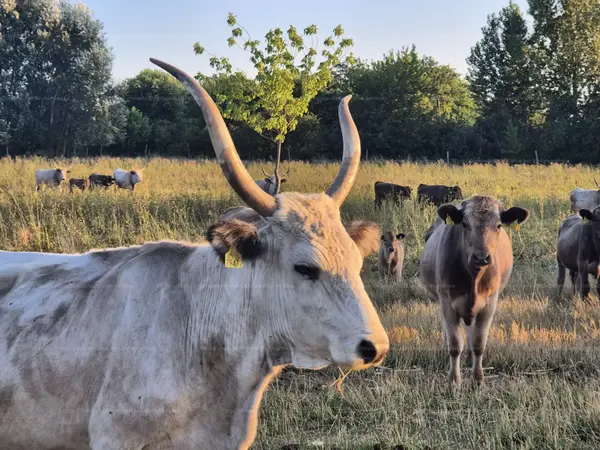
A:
100,144,104,156
5,145,8,158
274,140,282,194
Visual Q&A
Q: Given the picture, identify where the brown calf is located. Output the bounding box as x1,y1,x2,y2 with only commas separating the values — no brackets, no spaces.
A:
68,178,89,192
419,196,529,389
378,231,405,281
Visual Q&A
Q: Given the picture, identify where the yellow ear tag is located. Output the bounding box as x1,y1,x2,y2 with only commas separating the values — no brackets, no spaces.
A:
225,247,243,268
511,221,521,231
583,217,589,224
445,216,454,225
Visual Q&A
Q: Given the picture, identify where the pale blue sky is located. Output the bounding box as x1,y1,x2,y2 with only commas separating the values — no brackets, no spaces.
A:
84,0,529,82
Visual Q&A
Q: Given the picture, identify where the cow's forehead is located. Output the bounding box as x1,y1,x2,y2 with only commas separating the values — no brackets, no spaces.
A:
274,193,342,234
381,231,395,242
462,196,502,224
270,192,362,265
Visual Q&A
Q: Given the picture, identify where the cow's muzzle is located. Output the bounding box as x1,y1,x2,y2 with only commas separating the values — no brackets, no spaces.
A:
356,339,388,365
470,251,491,269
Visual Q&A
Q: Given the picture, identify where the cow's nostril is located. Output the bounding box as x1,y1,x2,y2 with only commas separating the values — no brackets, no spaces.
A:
357,339,377,363
474,251,491,266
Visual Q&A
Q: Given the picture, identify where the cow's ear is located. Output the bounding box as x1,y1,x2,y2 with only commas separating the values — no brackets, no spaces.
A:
437,204,463,224
396,233,406,240
580,209,594,221
281,178,287,183
501,207,529,225
346,220,381,258
206,219,263,262
264,177,271,183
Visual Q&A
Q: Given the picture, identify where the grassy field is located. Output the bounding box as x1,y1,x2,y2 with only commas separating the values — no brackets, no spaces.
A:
3,156,600,449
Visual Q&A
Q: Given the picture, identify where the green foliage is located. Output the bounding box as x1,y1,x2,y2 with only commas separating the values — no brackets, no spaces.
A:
125,107,151,153
0,0,115,156
193,12,356,178
311,47,478,160
117,69,206,157
467,2,540,160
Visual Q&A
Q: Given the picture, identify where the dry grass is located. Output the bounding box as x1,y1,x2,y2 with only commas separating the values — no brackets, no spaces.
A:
3,155,600,449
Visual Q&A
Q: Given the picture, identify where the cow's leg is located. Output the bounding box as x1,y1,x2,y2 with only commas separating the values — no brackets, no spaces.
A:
557,258,566,296
440,296,463,389
466,295,498,386
570,270,578,294
579,269,590,299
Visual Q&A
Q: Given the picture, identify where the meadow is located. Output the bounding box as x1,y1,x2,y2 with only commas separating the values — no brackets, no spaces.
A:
2,156,600,449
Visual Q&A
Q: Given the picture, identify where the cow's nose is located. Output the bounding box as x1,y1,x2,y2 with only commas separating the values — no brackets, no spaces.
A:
473,251,491,266
357,339,379,364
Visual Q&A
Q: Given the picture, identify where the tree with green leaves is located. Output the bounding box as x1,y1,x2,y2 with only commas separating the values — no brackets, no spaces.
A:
0,0,116,156
194,13,355,193
317,47,477,160
118,69,206,157
124,107,151,155
467,1,540,159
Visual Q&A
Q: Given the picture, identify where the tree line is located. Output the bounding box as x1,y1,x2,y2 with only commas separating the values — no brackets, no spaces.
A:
2,0,600,164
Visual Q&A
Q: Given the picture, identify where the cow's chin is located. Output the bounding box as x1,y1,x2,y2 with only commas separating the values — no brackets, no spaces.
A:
290,349,331,370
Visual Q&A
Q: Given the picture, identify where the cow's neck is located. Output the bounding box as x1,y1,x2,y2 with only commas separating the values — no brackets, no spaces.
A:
453,251,499,322
182,252,290,448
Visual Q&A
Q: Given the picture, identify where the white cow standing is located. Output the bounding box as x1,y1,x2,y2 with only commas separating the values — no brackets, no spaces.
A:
34,168,70,191
0,58,389,450
255,167,290,196
113,168,143,190
570,180,600,212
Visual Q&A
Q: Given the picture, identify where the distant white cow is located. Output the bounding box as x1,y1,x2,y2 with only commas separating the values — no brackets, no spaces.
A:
113,168,143,190
570,180,600,212
34,168,70,191
0,58,389,450
255,167,289,196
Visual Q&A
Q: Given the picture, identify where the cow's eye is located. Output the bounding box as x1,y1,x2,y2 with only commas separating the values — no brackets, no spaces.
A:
497,224,502,229
462,222,469,229
294,264,320,280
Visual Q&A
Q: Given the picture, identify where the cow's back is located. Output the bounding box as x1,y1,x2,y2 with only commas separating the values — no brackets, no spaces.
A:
417,184,445,204
557,215,583,271
0,247,146,448
495,228,515,290
420,222,462,298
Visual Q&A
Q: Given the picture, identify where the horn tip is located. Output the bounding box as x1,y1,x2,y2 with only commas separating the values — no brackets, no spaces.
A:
340,95,352,105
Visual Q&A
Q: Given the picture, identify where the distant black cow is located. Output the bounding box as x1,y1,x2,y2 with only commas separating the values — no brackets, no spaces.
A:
557,207,600,298
88,173,115,189
417,184,463,207
374,181,412,208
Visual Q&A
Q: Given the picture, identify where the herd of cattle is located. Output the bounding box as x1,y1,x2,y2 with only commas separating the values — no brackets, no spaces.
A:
0,57,593,449
34,167,143,192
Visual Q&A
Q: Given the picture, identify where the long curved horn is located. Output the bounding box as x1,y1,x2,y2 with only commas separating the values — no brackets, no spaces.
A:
150,58,277,216
261,167,271,177
283,166,291,176
325,95,361,205
595,177,600,189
